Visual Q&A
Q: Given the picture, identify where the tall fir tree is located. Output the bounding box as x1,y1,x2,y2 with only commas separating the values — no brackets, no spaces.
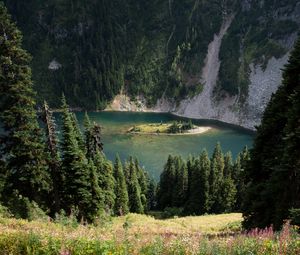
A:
157,155,176,209
60,95,94,221
185,150,210,214
224,152,233,178
134,158,150,211
173,156,188,207
113,155,129,215
93,152,115,214
209,143,225,213
0,3,50,210
147,178,157,211
83,112,113,214
41,101,63,214
217,177,237,213
71,113,85,153
243,38,300,229
86,159,105,221
126,157,143,213
84,112,103,159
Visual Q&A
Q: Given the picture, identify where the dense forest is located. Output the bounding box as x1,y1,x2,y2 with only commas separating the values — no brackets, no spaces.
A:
2,0,299,109
0,1,300,232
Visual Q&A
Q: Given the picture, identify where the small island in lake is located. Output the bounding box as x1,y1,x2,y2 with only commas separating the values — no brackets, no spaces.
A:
128,120,211,135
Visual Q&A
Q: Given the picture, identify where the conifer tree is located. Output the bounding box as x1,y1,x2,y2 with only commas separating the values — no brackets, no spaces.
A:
185,150,210,214
93,153,115,214
113,155,129,215
126,157,143,213
217,177,237,213
157,155,176,209
86,159,105,221
224,152,233,178
186,155,195,201
71,113,85,153
147,178,157,211
209,143,225,213
135,158,148,196
41,101,63,213
60,95,94,220
84,113,104,159
233,154,243,210
0,3,50,208
83,112,112,214
173,156,188,207
134,158,150,210
243,38,300,229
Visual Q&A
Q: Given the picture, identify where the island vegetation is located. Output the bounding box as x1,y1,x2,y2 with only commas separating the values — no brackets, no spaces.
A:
0,3,300,255
128,120,211,135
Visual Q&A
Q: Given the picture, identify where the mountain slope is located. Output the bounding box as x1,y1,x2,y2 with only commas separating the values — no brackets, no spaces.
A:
3,0,300,129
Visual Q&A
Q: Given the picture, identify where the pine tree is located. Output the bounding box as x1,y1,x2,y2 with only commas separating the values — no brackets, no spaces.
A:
218,177,237,213
86,159,105,222
186,155,195,202
0,3,50,209
113,155,129,215
173,156,188,207
93,152,115,214
71,113,85,153
209,143,225,213
126,157,143,213
224,152,233,178
243,38,300,229
134,158,149,210
60,95,93,220
185,150,210,214
157,155,176,209
41,101,63,214
84,112,104,159
83,112,111,214
147,178,157,211
233,154,243,210
135,158,148,196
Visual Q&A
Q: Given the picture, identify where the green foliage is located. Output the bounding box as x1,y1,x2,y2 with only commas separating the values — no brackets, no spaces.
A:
218,1,299,99
157,155,176,209
84,112,104,158
93,154,115,214
0,219,299,255
243,38,300,230
161,207,184,219
289,208,300,228
158,144,241,215
185,150,210,214
126,157,144,214
0,2,50,214
113,155,129,216
6,192,48,221
0,204,11,218
1,0,238,108
41,101,63,215
60,96,97,222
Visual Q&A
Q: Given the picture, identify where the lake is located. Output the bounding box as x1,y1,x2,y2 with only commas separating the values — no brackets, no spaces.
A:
55,112,255,180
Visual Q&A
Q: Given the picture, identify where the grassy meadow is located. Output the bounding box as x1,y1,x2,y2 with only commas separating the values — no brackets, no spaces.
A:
0,213,299,254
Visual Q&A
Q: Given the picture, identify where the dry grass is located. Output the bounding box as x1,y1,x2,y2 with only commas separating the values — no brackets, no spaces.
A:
129,124,170,133
0,214,299,254
0,213,242,242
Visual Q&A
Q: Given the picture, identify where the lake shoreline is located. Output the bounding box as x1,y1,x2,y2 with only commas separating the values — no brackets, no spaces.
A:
46,108,256,133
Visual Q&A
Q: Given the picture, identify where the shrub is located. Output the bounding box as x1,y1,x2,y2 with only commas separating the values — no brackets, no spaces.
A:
289,208,300,228
161,207,184,218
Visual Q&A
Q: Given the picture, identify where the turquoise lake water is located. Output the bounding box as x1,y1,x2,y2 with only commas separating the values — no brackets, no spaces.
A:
54,112,255,180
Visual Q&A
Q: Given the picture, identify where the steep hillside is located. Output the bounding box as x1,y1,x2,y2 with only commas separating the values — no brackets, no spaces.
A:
4,0,300,129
